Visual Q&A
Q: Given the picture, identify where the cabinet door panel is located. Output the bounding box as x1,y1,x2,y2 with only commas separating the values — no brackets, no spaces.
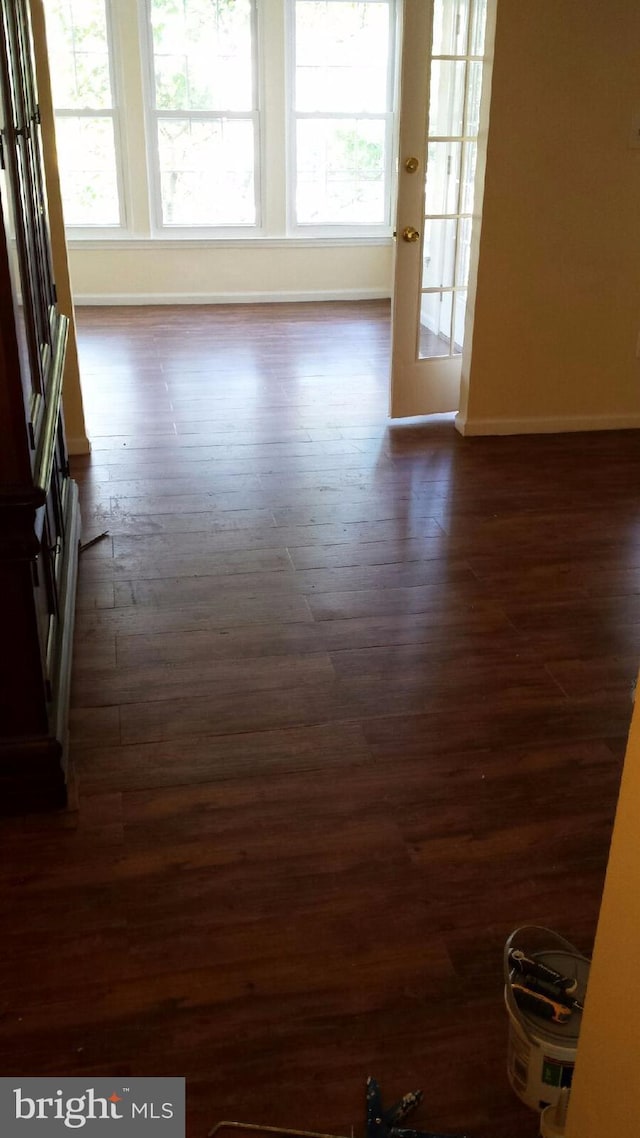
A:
0,0,55,430
0,0,79,813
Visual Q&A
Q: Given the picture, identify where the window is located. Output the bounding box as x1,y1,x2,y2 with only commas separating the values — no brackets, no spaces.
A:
293,1,395,226
43,0,398,238
148,0,258,226
45,0,121,226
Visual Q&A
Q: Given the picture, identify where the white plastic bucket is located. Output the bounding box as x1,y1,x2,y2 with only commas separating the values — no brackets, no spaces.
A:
504,926,590,1112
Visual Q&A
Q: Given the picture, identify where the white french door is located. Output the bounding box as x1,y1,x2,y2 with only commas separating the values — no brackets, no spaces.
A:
390,0,489,418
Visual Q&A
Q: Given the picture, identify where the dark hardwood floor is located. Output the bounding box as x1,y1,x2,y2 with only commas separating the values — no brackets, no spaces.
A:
1,300,638,1137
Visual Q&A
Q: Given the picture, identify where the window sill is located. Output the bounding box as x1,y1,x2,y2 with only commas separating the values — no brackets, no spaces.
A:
66,233,395,251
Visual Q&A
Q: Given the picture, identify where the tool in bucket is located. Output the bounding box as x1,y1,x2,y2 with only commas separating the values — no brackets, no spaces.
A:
509,946,585,1024
504,926,590,1113
209,1077,468,1138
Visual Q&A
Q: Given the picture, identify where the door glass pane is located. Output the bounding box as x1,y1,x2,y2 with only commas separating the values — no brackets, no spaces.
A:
54,115,119,225
456,215,473,286
425,141,461,215
422,217,457,289
470,0,488,55
431,0,469,56
453,289,467,354
419,0,488,363
441,290,454,349
157,117,255,225
150,0,253,112
464,60,483,135
419,290,452,358
296,118,386,224
429,60,466,137
460,141,477,213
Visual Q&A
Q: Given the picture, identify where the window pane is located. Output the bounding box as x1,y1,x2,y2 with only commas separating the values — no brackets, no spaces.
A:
431,0,469,56
150,0,253,112
425,141,461,215
429,60,466,137
45,0,112,109
153,54,188,111
295,0,390,113
157,117,255,225
54,115,119,225
296,118,386,224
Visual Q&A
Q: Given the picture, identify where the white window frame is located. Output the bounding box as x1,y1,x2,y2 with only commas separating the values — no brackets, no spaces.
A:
286,0,398,238
140,0,263,236
50,0,128,237
49,0,400,244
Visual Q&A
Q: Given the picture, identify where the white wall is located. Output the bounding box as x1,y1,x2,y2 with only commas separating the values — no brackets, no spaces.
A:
67,239,393,305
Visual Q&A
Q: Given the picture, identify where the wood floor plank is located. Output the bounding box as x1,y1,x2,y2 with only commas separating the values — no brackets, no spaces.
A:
287,535,450,570
114,604,514,668
72,651,336,708
111,561,476,610
117,683,356,745
82,544,293,583
109,508,277,537
272,500,443,526
108,486,420,516
307,580,484,621
108,517,443,555
75,592,313,637
74,722,374,793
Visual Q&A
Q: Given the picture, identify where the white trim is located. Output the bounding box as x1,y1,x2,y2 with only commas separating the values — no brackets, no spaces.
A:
72,287,392,306
66,235,393,251
139,0,160,231
284,0,296,233
66,435,92,455
455,412,640,436
106,0,127,230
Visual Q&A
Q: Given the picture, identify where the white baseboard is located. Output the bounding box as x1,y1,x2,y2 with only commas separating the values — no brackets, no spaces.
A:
72,288,392,306
67,436,92,455
455,411,640,436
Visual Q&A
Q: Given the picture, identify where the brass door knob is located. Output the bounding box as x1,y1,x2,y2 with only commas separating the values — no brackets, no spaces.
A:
404,156,419,173
401,226,420,243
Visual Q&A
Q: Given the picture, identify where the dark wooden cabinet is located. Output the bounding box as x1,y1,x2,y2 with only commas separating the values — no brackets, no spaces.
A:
0,0,80,812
